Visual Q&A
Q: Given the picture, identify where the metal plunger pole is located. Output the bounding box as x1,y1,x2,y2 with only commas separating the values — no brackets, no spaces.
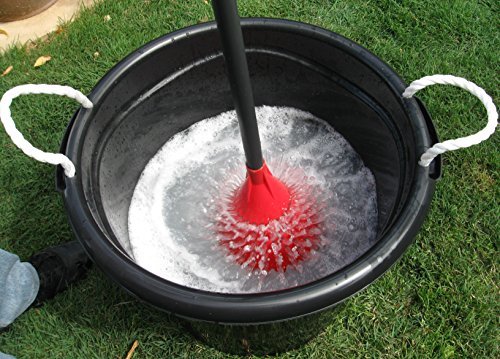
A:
212,0,263,170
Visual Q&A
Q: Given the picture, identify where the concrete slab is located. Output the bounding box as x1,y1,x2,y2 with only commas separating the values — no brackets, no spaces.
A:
0,0,96,52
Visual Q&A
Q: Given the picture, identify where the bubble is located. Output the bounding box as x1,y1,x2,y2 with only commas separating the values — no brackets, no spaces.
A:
127,106,378,293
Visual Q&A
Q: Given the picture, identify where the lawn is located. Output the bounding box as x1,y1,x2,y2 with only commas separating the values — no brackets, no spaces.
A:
0,0,498,357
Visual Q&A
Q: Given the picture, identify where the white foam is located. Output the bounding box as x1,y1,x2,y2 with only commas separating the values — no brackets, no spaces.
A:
128,106,378,293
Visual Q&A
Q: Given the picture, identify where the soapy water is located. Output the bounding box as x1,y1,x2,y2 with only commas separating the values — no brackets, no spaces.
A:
128,106,378,293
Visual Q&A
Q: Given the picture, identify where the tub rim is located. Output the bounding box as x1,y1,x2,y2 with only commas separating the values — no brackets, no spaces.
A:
59,18,441,324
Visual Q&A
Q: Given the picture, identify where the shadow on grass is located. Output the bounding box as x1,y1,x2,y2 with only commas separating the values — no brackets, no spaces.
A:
52,269,336,356
44,269,200,356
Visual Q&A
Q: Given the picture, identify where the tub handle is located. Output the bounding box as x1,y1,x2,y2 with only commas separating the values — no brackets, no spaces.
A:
403,75,497,167
0,84,93,178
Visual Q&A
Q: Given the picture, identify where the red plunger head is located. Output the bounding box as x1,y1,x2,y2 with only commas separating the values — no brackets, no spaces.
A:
233,162,291,224
217,162,323,274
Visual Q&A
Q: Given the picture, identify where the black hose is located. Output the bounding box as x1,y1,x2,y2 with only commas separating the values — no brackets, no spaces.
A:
212,0,263,170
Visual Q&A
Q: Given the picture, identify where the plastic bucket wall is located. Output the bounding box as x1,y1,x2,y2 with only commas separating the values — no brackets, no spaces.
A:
57,19,440,341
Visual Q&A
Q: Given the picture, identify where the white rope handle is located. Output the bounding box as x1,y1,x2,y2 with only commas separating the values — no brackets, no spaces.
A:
0,84,93,178
403,75,498,167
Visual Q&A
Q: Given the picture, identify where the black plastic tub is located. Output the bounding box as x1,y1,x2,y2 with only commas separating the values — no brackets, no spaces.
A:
56,19,441,354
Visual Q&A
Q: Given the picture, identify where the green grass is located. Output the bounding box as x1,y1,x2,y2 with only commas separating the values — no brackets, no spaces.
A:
0,0,498,357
